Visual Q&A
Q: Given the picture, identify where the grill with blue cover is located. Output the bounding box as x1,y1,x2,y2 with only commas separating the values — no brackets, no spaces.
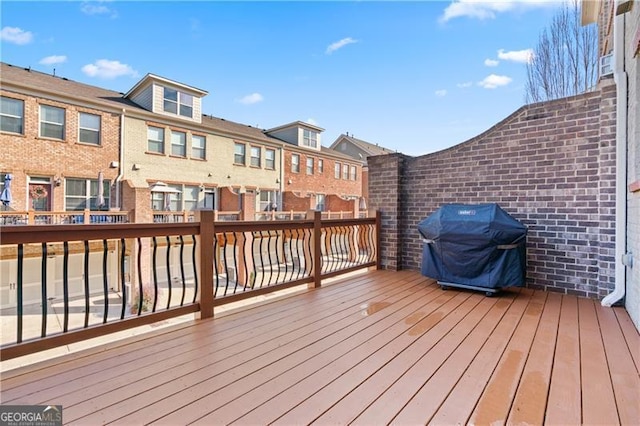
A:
418,203,527,295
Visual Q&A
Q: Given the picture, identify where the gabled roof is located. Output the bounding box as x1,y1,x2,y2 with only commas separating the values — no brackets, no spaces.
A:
330,133,395,157
266,120,325,134
0,62,281,147
125,73,208,98
1,62,138,110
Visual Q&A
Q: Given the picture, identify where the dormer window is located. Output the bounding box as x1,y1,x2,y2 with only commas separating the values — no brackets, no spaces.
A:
163,87,193,118
303,129,318,148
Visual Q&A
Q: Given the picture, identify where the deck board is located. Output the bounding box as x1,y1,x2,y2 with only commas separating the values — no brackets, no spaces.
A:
0,270,638,426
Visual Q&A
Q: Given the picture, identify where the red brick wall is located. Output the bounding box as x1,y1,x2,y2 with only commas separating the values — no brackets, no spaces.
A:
369,81,617,298
0,90,120,211
282,148,362,198
282,191,312,211
219,186,240,211
325,195,356,212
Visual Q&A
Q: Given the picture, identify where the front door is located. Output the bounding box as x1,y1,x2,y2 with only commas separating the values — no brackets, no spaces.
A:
29,183,52,211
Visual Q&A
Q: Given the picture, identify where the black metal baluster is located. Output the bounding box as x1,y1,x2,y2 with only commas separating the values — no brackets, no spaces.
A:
17,244,24,343
294,229,302,281
191,235,198,304
63,241,69,332
305,228,313,278
165,236,172,310
41,243,48,337
222,233,230,296
83,240,90,328
275,230,282,285
368,223,376,262
179,235,186,306
136,237,143,316
152,237,158,312
238,231,246,292
259,231,266,288
251,231,258,289
102,239,109,323
120,238,127,319
213,235,220,297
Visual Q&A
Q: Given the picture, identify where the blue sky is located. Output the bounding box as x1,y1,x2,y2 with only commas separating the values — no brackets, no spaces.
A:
1,1,564,156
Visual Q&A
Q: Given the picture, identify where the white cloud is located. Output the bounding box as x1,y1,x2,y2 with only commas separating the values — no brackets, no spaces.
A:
0,26,34,45
39,55,67,65
81,59,138,79
326,37,358,55
439,0,560,23
478,74,513,89
497,48,534,64
457,81,473,88
435,89,447,97
81,1,117,17
484,58,499,67
237,93,264,105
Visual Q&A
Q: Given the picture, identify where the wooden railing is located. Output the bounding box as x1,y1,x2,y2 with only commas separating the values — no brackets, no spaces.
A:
0,210,379,360
254,210,364,221
0,210,130,225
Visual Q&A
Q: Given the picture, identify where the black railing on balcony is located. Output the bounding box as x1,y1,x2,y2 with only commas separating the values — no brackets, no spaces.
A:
0,211,379,360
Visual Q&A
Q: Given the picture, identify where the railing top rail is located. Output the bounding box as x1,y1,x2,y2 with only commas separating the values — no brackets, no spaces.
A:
0,223,200,245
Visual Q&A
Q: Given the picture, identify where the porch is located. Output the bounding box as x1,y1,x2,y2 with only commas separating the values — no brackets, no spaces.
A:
2,269,638,425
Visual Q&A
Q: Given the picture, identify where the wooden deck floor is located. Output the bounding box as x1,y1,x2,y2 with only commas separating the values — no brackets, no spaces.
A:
1,270,639,425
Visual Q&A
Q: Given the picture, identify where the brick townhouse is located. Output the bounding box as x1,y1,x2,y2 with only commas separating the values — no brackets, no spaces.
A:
0,62,368,220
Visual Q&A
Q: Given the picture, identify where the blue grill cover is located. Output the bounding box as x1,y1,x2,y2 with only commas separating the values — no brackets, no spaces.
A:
418,204,527,289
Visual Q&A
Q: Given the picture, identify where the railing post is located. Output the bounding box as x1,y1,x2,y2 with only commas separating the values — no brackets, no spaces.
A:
308,210,322,288
84,209,91,224
28,210,35,224
196,210,215,319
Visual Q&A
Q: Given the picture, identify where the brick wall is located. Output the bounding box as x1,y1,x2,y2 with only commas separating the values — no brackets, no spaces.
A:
0,90,120,211
369,81,617,298
282,191,312,211
283,149,362,198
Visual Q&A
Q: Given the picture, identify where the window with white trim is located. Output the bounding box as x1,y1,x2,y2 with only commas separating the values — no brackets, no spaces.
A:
65,178,110,211
316,194,326,211
148,126,165,153
303,129,318,148
184,185,199,211
0,96,24,134
192,134,206,159
306,157,314,175
342,164,349,180
318,159,324,174
79,112,101,145
171,131,186,157
234,143,246,165
163,87,193,118
350,165,357,180
259,191,277,212
291,154,300,173
250,146,261,167
40,105,65,140
335,162,341,179
265,149,276,170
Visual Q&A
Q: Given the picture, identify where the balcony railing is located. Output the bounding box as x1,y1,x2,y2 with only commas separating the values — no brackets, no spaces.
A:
0,210,380,360
0,210,130,225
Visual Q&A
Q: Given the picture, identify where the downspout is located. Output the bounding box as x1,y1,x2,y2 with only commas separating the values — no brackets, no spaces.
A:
114,109,125,209
602,7,628,306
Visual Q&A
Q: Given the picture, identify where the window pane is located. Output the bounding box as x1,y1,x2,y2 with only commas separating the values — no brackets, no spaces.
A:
148,126,164,153
79,113,100,145
306,158,314,174
292,154,299,173
179,104,193,117
350,166,357,180
265,149,275,169
251,147,261,167
318,159,324,173
171,131,186,157
41,122,64,139
335,163,341,179
66,179,86,196
192,135,206,159
234,143,245,164
41,105,64,123
164,87,178,101
0,97,23,134
184,185,199,211
79,113,100,129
